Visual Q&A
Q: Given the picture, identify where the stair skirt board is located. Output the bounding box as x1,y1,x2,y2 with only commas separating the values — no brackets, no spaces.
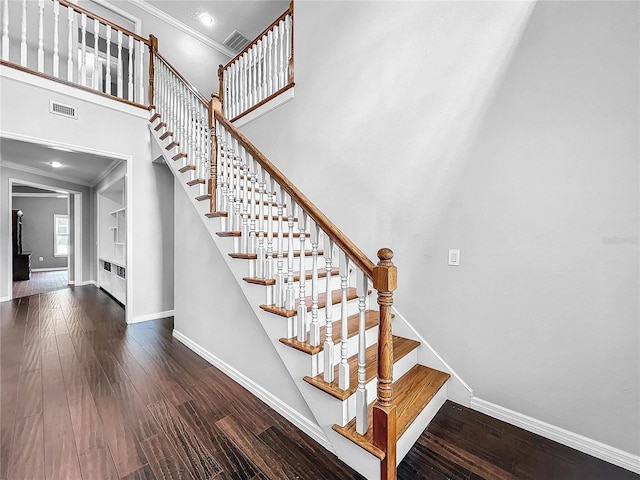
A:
149,119,456,478
172,329,333,452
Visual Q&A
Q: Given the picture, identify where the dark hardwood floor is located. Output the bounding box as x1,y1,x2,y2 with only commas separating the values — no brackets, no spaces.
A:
1,286,637,480
11,269,68,299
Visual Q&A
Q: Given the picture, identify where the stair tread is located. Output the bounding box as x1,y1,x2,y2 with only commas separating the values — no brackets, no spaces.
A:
244,267,339,286
196,194,211,201
154,121,166,131
159,130,173,140
303,336,420,401
279,310,379,355
332,364,450,459
178,165,196,173
173,152,188,161
187,178,205,186
229,250,322,260
149,112,160,122
205,211,227,218
260,287,358,318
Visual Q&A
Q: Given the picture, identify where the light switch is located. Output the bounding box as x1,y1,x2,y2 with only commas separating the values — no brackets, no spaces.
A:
39,257,44,261
448,249,460,266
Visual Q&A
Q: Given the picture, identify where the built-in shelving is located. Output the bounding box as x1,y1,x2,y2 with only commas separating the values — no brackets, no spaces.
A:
98,177,126,305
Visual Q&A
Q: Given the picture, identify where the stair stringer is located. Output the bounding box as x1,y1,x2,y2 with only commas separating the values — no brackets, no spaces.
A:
149,123,471,478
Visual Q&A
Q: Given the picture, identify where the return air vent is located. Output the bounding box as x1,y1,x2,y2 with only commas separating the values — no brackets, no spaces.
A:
223,30,250,52
49,100,77,119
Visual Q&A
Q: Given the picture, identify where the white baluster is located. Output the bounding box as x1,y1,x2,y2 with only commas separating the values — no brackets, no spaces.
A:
117,30,123,98
286,197,297,338
265,176,275,281
240,156,249,254
355,269,369,435
66,6,74,81
338,250,350,389
105,25,111,94
309,222,320,347
2,0,9,61
278,20,286,89
20,0,26,67
248,158,257,256
80,13,87,86
252,45,258,107
272,25,280,91
274,187,286,308
37,0,44,72
93,19,99,89
256,38,263,103
255,165,266,280
323,238,335,382
127,35,133,101
284,14,292,84
233,143,242,235
52,0,59,76
296,211,308,342
137,39,144,103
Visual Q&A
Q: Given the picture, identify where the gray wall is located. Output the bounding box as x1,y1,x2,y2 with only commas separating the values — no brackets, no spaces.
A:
240,1,639,455
173,176,314,422
12,196,68,270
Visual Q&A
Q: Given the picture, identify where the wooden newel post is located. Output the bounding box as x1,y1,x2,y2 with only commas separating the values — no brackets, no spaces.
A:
372,247,397,480
208,94,222,213
217,64,224,108
148,34,158,107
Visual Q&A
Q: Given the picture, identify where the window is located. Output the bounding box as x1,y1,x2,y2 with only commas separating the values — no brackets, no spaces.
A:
54,214,69,257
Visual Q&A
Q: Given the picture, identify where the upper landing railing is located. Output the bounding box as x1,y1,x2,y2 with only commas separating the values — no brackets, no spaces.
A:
1,0,150,108
217,1,294,122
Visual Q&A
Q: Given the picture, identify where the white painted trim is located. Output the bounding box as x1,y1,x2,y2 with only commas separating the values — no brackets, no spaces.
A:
173,329,333,452
12,193,69,198
0,296,11,303
0,65,149,119
125,0,235,58
31,267,67,272
74,280,98,287
233,88,295,129
471,397,640,474
129,309,175,324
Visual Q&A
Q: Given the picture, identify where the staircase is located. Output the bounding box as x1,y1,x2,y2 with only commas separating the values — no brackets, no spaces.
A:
147,49,462,479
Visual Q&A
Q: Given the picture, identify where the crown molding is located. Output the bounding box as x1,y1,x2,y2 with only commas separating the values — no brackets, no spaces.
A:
126,0,235,58
2,160,93,187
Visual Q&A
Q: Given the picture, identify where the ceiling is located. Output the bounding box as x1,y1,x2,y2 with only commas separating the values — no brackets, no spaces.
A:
0,138,121,187
145,0,289,51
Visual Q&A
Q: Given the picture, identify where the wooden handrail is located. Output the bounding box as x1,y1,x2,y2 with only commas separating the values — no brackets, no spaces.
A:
153,51,208,106
220,3,293,71
58,0,149,45
212,100,375,279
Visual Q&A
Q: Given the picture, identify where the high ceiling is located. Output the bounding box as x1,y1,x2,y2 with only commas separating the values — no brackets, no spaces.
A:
145,0,289,52
0,138,121,187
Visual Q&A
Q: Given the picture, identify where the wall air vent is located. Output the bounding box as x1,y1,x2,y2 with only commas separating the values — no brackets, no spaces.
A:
223,30,250,52
49,100,77,119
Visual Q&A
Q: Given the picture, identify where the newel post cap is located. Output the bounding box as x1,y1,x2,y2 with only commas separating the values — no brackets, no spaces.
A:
373,248,397,292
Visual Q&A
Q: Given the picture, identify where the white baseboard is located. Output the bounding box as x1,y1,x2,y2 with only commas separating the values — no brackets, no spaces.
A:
31,267,68,272
0,295,11,303
471,397,640,474
129,309,175,324
71,280,97,287
173,329,333,452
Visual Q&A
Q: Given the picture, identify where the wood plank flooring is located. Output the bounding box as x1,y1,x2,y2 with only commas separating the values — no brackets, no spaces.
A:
11,269,68,299
1,286,637,480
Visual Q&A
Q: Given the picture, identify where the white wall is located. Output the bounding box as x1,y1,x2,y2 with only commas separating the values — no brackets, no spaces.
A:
0,68,175,320
172,176,315,422
240,1,639,456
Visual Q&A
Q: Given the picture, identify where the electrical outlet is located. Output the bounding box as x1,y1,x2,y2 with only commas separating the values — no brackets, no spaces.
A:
39,257,44,262
448,249,460,266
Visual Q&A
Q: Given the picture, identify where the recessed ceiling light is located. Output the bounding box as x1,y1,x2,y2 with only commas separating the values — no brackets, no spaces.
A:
198,12,215,27
50,161,63,168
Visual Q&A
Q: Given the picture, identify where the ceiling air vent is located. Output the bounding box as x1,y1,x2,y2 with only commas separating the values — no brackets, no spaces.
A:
223,30,250,52
49,100,77,119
